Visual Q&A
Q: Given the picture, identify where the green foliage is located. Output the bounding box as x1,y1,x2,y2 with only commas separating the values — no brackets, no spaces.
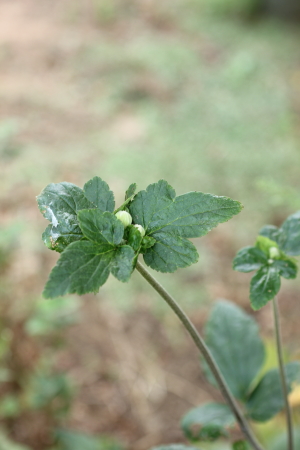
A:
181,403,235,441
182,300,300,444
260,211,300,257
233,228,299,310
38,178,242,298
204,300,265,400
245,362,300,422
55,429,123,450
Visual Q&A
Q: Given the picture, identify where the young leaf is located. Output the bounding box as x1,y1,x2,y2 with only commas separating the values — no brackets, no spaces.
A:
233,246,268,273
37,182,96,252
43,241,135,298
125,225,143,252
279,211,300,256
250,266,281,310
255,236,279,256
245,362,300,422
204,300,265,400
78,210,124,246
143,231,199,273
83,176,115,212
125,183,137,200
181,403,235,442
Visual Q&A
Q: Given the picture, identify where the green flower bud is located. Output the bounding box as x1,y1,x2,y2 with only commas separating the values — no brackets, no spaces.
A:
134,224,145,237
269,246,280,259
115,211,132,228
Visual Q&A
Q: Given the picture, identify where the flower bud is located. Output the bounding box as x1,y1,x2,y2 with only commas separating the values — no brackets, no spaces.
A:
115,211,132,228
134,224,145,237
269,246,280,259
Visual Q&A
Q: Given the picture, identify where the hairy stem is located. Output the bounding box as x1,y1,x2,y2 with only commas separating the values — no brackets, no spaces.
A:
136,261,265,450
272,296,294,450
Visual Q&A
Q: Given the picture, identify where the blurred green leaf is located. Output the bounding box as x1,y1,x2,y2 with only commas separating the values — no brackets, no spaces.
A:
250,266,281,310
28,374,73,410
204,300,265,400
279,211,300,256
181,403,235,442
26,296,79,335
269,428,300,450
0,395,21,418
232,441,250,450
55,429,123,450
246,362,300,422
232,246,268,273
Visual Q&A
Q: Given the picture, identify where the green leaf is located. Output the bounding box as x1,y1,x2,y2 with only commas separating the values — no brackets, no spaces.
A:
250,266,281,310
42,223,83,253
246,362,300,422
78,210,124,245
273,258,298,279
43,241,135,298
125,183,137,200
151,446,201,450
130,181,242,237
204,300,265,400
232,441,250,450
129,180,242,272
140,235,156,253
83,176,115,212
269,428,300,450
233,246,268,273
181,403,235,442
55,429,123,450
259,225,281,245
125,225,143,252
279,211,300,256
255,236,279,256
37,182,95,252
143,232,199,273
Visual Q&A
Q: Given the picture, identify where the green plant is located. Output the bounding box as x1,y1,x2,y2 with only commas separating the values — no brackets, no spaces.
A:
37,177,300,450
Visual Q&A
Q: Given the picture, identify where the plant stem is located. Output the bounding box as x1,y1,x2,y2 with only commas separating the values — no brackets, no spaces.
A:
272,296,294,450
136,261,265,450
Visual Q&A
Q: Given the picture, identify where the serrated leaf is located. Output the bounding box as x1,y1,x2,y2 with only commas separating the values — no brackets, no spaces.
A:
125,183,137,200
246,362,300,422
279,211,300,256
78,210,124,246
233,246,268,273
181,403,235,442
129,180,242,272
143,231,199,273
43,241,135,298
42,223,83,253
110,246,136,281
151,446,201,450
83,176,115,212
37,182,95,252
250,266,281,310
204,300,265,400
273,258,298,279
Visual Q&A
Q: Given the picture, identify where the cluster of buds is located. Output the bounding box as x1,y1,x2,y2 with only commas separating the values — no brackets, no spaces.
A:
115,211,145,237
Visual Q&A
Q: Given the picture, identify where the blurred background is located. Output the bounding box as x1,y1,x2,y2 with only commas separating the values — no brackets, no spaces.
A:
1,0,300,449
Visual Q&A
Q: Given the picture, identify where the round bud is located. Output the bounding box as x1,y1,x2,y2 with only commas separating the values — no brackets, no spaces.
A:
134,224,146,237
269,246,280,259
115,211,132,228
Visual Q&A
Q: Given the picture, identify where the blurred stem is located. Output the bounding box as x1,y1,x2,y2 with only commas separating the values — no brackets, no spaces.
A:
136,261,265,450
272,296,294,450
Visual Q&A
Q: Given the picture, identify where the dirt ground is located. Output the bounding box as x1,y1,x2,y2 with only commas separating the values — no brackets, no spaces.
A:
1,1,300,449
